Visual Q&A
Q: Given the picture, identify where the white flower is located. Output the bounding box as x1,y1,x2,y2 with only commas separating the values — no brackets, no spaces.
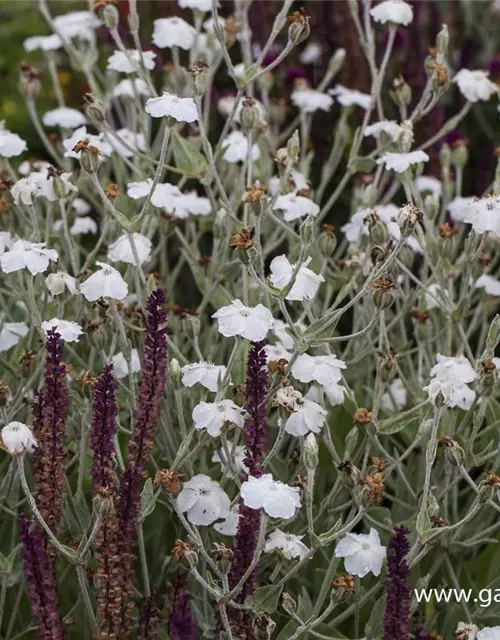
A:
1,422,37,455
291,88,333,113
214,506,239,535
172,192,212,218
45,272,77,297
178,0,214,11
424,283,450,311
291,353,346,386
415,175,442,195
475,274,500,296
274,193,320,222
107,49,156,73
323,382,346,406
18,160,49,177
42,107,86,129
478,627,500,640
462,195,500,236
330,85,372,110
300,41,323,64
240,474,301,519
67,217,97,236
273,319,304,350
107,129,147,158
152,17,197,50
264,530,309,560
145,92,198,122
107,233,152,266
53,10,100,40
150,182,183,208
127,179,154,200
447,196,475,223
453,69,498,103
72,198,91,215
0,129,27,158
424,354,478,408
113,78,151,99
111,349,141,379
192,400,245,437
0,232,13,255
212,443,248,475
364,120,402,140
335,528,386,578
181,362,227,392
41,318,83,343
222,130,260,163
176,474,230,526
0,240,58,275
80,262,128,301
23,34,62,52
285,397,327,436
0,322,29,352
62,127,112,159
269,171,309,196
377,150,429,173
382,378,407,412
340,209,372,243
370,0,414,25
265,344,292,363
269,256,324,301
212,299,274,341
456,623,479,640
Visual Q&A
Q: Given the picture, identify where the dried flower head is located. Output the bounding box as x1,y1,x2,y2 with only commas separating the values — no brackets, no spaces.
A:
154,469,183,495
104,183,120,199
331,574,356,598
230,229,254,249
353,408,374,425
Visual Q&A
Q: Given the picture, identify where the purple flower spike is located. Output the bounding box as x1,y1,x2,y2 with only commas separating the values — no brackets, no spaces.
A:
32,329,68,534
383,526,411,640
243,340,269,477
18,514,65,640
168,576,198,640
90,363,118,493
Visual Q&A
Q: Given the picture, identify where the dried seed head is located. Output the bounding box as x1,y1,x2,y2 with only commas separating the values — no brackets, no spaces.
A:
172,539,197,566
154,469,183,495
77,371,99,388
230,229,254,250
359,472,385,504
370,276,396,310
431,515,449,528
439,222,459,239
104,183,120,199
331,574,355,599
287,9,311,45
438,437,464,467
246,183,267,203
410,309,430,325
281,592,297,616
353,408,374,425
212,542,234,574
0,380,11,407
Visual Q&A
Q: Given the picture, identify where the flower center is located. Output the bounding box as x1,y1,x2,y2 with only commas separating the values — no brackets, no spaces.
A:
361,543,370,550
239,310,250,317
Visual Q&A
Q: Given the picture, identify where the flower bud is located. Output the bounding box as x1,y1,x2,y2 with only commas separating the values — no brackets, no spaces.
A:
240,97,260,133
188,61,209,97
299,216,315,246
486,315,500,353
303,433,319,470
328,48,346,76
287,10,311,45
424,193,440,222
337,460,360,490
170,358,181,387
438,437,464,467
370,276,396,310
476,359,497,396
77,144,100,174
319,224,337,256
212,542,234,575
184,314,201,341
436,24,449,56
378,350,395,382
451,141,469,169
84,93,106,124
390,75,412,108
92,493,115,517
440,143,451,171
369,219,387,246
287,130,300,164
19,62,41,99
252,615,276,640
102,3,120,30
281,592,297,616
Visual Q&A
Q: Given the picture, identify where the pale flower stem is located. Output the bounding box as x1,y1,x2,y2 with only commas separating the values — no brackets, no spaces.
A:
137,523,151,598
59,201,79,275
416,405,443,537
25,98,63,167
76,564,98,634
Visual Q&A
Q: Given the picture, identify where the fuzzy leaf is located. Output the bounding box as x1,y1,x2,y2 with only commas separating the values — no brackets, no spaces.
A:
171,130,208,179
140,478,157,522
246,584,283,614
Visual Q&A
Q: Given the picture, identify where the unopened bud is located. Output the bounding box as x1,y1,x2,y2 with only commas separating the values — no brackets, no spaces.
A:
438,437,464,467
287,130,300,163
84,93,106,123
329,48,346,76
240,97,260,133
170,358,181,387
390,74,412,108
77,144,100,174
184,314,201,341
451,141,469,168
319,225,337,256
287,10,311,45
304,433,319,470
188,61,209,97
477,359,497,396
436,24,449,56
440,143,451,170
300,217,315,246
424,193,440,222
378,350,395,382
486,315,500,353
102,4,119,29
281,592,297,616
369,220,387,246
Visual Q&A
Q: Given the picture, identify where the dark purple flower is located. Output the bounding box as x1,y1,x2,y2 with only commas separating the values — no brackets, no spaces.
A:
383,526,411,640
442,129,469,148
32,329,68,534
285,65,309,89
242,340,269,477
90,364,118,493
18,514,65,640
228,505,261,598
138,592,159,640
167,576,197,640
487,56,500,82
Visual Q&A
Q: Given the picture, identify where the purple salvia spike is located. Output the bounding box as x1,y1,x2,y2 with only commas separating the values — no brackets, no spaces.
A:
18,514,65,640
242,340,269,477
90,363,119,493
383,526,412,640
137,591,159,640
167,575,198,640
